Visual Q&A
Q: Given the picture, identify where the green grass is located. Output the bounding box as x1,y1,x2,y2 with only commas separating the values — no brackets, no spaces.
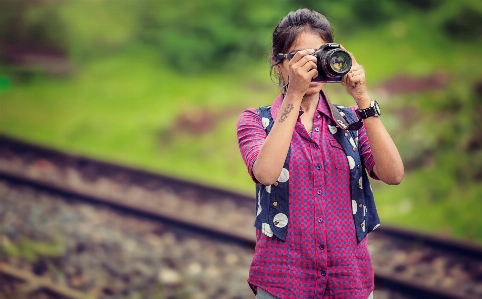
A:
374,171,482,242
1,12,482,244
1,236,65,262
0,47,276,192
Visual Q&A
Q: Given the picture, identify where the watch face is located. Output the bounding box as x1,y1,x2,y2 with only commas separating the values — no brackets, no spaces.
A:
374,102,381,116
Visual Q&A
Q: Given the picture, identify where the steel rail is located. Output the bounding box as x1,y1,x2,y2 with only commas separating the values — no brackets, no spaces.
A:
2,134,482,299
4,169,481,299
0,170,256,248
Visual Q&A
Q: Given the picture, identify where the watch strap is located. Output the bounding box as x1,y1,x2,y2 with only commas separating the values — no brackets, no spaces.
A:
356,100,380,119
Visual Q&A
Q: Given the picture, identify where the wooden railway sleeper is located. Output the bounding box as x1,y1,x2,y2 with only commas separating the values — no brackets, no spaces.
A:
0,262,92,299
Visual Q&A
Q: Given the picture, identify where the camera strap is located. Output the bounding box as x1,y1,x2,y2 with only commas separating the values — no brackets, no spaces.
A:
328,102,363,131
329,102,349,129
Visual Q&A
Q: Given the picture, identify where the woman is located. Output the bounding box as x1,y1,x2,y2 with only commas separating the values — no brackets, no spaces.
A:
236,8,404,299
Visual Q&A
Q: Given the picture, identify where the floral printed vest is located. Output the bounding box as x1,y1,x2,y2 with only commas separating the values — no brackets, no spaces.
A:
255,103,380,243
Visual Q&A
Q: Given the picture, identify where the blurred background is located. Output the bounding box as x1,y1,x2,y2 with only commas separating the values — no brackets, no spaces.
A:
0,0,482,296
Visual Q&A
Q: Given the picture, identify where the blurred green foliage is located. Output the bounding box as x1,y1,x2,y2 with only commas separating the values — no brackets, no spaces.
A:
1,0,482,243
1,0,480,72
1,236,65,262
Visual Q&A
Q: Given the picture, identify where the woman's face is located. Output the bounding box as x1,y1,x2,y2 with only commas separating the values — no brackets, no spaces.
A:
278,30,326,96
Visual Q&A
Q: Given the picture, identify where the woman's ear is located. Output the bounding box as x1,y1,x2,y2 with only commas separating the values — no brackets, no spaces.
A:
275,65,282,75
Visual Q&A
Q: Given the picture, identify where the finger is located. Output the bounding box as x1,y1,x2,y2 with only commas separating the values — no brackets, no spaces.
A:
350,64,364,74
308,68,318,80
290,49,315,64
350,75,358,88
342,73,350,86
344,72,356,88
345,71,355,82
295,52,317,68
350,74,365,88
351,70,366,81
300,60,317,73
347,66,365,80
344,67,360,84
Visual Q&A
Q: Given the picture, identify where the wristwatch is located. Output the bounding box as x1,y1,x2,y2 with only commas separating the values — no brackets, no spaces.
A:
356,100,381,119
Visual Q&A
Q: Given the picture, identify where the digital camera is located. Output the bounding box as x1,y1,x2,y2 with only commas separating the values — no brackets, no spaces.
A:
312,43,352,83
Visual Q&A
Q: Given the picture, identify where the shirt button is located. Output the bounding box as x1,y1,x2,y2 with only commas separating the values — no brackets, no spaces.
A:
274,181,279,186
317,190,322,195
358,184,362,189
318,218,323,223
357,164,361,169
319,244,325,250
344,132,348,137
314,127,320,132
313,144,319,149
353,147,357,152
321,270,326,276
315,164,322,170
360,223,365,228
358,203,363,208
273,201,278,207
317,115,321,118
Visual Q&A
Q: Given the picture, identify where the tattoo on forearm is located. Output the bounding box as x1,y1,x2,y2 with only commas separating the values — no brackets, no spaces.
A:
279,104,294,123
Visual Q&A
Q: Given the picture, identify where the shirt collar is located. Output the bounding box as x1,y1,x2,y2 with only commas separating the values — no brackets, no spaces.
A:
270,90,335,121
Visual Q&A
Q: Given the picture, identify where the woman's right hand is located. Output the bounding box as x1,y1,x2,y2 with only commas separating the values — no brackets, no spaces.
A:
286,49,318,97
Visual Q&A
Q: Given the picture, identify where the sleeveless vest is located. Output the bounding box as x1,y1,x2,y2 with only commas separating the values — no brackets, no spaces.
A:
255,103,380,243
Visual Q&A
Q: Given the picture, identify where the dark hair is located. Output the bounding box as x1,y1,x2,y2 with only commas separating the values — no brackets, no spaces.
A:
270,8,334,87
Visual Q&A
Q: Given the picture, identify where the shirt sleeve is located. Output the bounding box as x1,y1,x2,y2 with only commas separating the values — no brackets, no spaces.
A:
236,108,267,184
350,106,379,180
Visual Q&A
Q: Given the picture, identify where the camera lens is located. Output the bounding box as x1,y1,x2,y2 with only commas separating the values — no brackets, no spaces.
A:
322,49,352,78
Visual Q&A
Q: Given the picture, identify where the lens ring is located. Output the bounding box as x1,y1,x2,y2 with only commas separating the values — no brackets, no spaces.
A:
322,49,352,78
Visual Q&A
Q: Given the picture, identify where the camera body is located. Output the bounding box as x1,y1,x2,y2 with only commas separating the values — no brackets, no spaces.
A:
312,43,352,83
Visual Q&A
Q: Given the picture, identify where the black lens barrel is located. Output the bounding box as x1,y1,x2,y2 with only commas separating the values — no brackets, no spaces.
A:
312,43,352,83
322,49,352,78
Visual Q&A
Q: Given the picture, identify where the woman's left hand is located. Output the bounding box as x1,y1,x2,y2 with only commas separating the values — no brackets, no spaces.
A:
341,46,370,108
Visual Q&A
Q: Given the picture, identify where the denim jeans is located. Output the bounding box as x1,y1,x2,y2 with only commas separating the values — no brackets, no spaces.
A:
256,288,374,299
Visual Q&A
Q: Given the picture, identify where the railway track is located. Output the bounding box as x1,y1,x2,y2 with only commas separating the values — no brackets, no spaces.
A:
1,134,482,298
0,262,90,299
0,177,255,298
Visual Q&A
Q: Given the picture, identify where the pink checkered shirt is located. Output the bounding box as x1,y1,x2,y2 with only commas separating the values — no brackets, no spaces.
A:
237,93,377,298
